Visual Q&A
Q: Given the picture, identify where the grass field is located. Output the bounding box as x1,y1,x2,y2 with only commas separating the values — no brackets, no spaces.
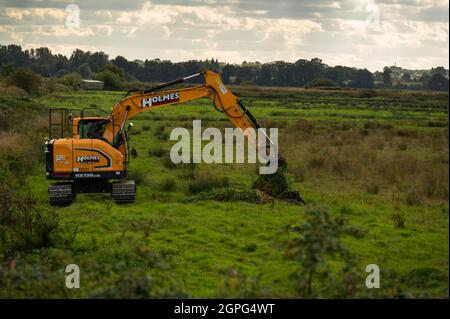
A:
0,87,448,298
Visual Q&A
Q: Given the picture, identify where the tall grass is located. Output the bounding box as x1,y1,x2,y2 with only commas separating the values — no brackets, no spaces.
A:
284,122,449,204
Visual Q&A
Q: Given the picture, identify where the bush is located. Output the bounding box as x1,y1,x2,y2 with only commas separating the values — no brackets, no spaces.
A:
0,177,61,255
392,212,406,228
58,72,82,86
94,70,122,90
0,85,28,97
7,68,41,94
284,205,357,297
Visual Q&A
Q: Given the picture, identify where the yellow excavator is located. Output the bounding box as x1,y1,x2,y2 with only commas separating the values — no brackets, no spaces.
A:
45,70,296,206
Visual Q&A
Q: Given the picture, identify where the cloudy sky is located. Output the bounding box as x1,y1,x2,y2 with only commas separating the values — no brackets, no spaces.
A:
0,0,448,71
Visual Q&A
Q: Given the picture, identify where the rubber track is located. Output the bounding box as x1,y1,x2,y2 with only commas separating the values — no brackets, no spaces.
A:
112,180,136,204
49,184,73,206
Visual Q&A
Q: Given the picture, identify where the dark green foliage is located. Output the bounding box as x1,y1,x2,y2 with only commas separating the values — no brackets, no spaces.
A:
78,63,92,79
7,68,42,94
0,62,14,76
427,73,449,91
0,44,403,89
94,69,122,90
253,171,288,197
284,205,359,297
392,212,406,228
58,72,82,86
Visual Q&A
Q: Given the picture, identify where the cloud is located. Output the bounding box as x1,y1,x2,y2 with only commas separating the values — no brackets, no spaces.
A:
0,0,448,70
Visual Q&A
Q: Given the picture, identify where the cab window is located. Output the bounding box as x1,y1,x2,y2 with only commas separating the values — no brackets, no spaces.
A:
78,119,108,139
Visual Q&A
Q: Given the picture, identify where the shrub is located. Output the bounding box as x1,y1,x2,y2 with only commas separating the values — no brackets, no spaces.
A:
0,177,61,255
392,212,406,228
7,68,41,94
284,205,357,297
0,85,28,97
94,69,122,90
58,72,82,86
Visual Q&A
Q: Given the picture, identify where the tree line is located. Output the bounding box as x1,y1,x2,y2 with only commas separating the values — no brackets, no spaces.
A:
0,44,448,91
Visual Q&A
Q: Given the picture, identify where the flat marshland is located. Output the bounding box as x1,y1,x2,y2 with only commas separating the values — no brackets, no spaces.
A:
0,87,448,298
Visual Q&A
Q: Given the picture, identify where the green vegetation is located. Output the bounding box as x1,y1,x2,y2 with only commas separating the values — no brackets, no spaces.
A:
0,81,448,298
1,44,448,90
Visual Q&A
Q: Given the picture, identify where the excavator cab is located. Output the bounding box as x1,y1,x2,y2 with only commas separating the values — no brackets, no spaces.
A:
46,108,134,206
77,118,108,140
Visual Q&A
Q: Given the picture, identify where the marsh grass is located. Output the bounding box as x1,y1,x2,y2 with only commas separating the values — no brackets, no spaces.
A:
0,85,448,298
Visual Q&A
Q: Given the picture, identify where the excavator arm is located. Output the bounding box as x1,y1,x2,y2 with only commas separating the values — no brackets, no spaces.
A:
102,71,269,149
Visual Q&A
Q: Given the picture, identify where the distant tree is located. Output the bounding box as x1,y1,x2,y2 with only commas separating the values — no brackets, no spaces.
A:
78,63,92,79
0,44,29,68
351,69,374,88
99,63,125,80
325,66,356,86
55,53,69,71
235,64,259,85
69,49,90,71
112,55,129,68
256,64,273,86
401,72,412,81
7,68,41,94
94,69,122,90
0,63,14,77
382,66,392,87
431,66,447,77
87,51,109,72
221,64,237,84
294,58,326,86
28,47,58,76
427,73,449,91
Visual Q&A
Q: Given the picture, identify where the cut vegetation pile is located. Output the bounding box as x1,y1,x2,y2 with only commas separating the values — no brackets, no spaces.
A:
253,158,305,205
